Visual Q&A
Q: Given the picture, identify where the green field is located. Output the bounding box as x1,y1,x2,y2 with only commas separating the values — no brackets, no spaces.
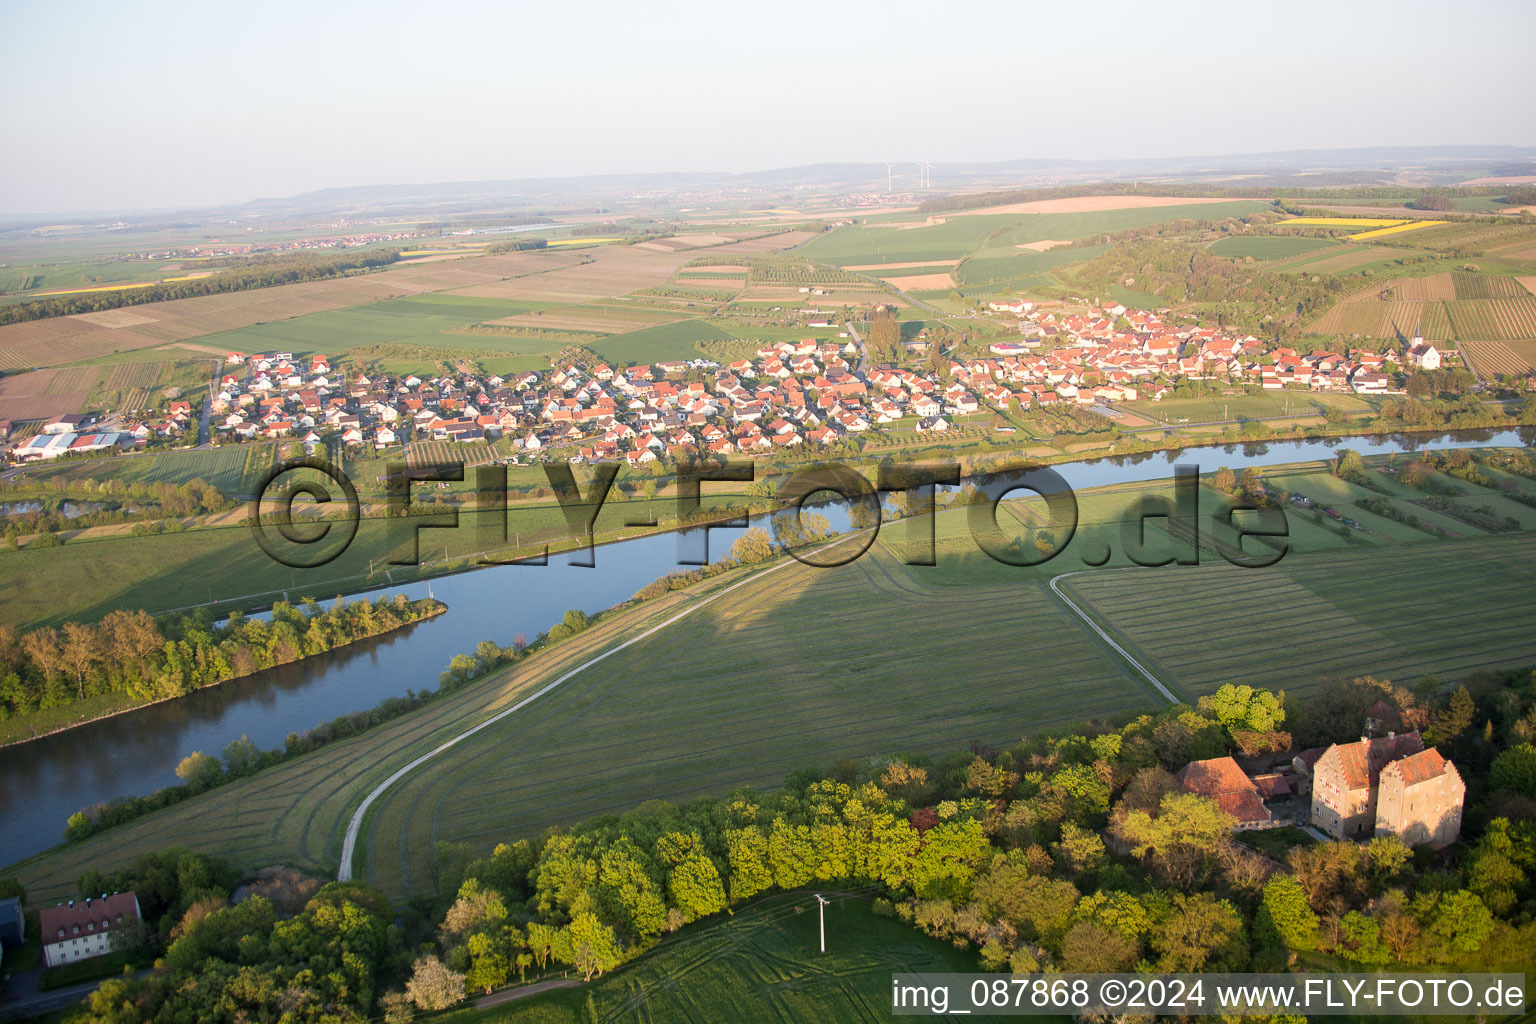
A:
1119,390,1374,423
0,487,778,629
799,202,1268,267
18,443,263,494
1063,533,1536,698
954,244,1105,286
190,295,556,358
1207,235,1340,260
462,896,994,1024
588,317,734,364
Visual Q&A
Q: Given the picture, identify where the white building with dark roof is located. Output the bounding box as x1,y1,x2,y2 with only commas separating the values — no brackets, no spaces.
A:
39,892,141,968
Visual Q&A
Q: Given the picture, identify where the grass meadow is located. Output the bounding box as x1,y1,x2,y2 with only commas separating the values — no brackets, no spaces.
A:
457,895,993,1024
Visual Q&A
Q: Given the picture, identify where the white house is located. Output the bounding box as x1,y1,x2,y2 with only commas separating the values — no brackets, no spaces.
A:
40,893,141,968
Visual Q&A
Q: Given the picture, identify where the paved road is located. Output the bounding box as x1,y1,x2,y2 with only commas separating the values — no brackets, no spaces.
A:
337,533,870,882
0,968,151,1021
845,321,868,375
1047,570,1179,704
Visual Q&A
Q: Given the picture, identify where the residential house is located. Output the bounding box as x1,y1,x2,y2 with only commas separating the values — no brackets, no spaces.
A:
40,893,142,968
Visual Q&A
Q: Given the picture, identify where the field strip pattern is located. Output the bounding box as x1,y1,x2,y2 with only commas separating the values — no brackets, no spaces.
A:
337,534,874,881
357,547,1155,895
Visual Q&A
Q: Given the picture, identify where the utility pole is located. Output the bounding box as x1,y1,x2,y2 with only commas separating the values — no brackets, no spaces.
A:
815,893,830,953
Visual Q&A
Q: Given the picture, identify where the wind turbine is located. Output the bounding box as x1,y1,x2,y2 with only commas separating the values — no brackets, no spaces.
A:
918,159,933,189
884,162,895,193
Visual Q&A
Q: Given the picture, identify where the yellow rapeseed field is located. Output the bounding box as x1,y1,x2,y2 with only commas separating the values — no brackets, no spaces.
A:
1347,221,1449,240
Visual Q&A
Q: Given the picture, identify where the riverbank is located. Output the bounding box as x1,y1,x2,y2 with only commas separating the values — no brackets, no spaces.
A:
0,599,446,750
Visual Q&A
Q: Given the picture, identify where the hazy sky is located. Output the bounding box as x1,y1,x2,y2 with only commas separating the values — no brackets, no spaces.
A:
3,0,1534,216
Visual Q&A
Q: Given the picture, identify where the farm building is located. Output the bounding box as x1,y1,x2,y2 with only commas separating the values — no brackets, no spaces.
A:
12,431,131,461
1175,756,1275,830
39,892,141,968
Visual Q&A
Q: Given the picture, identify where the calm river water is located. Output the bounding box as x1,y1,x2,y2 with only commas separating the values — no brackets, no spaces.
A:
1,427,1529,867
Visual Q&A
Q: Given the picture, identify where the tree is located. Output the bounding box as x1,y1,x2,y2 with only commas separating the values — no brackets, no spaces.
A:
464,931,510,994
1212,466,1236,493
221,734,260,776
1113,793,1234,887
1428,685,1476,744
1260,873,1319,951
667,854,727,922
1491,744,1536,794
20,627,64,689
730,527,774,565
175,751,224,790
1152,893,1245,971
1333,448,1365,480
1059,920,1138,972
55,621,100,700
1202,683,1286,733
406,954,466,1010
1419,889,1495,956
556,912,623,981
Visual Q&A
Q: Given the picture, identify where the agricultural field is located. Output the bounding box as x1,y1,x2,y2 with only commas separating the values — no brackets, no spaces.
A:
1307,268,1536,341
1207,235,1339,260
1462,339,1536,376
472,897,987,1024
482,304,686,335
589,317,736,364
10,457,1536,904
1120,390,1372,424
1062,532,1536,699
954,244,1105,287
1381,221,1536,255
1444,296,1536,340
16,442,268,495
797,202,1266,267
0,367,88,422
406,438,501,471
1347,220,1447,240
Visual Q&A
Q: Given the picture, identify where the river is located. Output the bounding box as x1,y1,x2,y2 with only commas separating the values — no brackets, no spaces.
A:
1,427,1529,867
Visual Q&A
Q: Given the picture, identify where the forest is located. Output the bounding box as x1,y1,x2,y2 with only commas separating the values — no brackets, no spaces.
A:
0,594,443,722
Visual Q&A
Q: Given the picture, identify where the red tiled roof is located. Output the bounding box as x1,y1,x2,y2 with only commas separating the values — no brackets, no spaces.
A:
39,893,139,943
1176,756,1271,824
1325,732,1425,790
1381,748,1452,787
1251,773,1292,799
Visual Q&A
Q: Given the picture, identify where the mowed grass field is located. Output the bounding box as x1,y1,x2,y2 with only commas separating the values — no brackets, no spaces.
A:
1062,532,1536,699
0,493,763,629
467,896,993,1024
